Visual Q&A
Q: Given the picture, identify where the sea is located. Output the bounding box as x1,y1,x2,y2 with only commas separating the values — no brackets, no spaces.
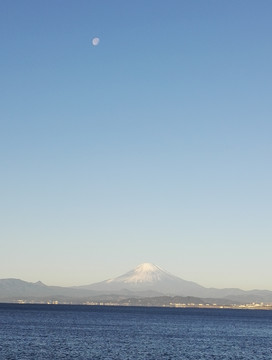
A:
0,304,272,359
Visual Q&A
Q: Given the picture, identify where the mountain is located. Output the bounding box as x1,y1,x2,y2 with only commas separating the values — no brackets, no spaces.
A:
1,263,272,305
77,263,272,303
76,263,206,296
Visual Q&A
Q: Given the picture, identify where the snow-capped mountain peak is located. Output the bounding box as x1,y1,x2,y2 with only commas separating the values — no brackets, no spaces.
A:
79,262,206,297
106,263,166,284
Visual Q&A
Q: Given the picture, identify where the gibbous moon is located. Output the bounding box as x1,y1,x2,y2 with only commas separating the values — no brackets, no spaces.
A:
92,37,100,46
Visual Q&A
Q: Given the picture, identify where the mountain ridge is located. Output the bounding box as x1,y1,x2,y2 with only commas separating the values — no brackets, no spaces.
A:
1,263,272,304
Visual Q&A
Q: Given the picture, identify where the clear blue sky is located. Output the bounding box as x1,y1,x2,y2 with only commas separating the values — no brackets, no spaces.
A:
1,0,271,290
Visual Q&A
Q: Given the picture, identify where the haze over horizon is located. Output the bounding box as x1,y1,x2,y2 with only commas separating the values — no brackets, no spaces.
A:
1,1,271,291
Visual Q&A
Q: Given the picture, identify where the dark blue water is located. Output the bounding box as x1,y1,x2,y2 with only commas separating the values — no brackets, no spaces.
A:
0,304,272,359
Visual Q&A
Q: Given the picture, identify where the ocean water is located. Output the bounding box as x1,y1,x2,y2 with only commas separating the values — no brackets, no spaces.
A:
0,304,272,359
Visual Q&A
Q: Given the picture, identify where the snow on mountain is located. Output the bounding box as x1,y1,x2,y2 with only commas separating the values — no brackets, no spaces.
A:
106,263,171,284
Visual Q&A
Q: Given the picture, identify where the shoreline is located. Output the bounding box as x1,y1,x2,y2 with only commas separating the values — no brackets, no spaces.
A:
1,301,272,311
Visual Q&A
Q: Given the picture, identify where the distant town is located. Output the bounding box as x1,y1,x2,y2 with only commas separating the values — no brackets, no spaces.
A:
14,299,272,310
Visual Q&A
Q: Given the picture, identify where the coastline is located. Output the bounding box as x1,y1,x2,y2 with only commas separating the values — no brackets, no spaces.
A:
1,301,272,311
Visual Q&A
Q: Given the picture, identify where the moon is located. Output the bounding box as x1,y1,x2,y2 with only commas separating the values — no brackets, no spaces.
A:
92,37,100,46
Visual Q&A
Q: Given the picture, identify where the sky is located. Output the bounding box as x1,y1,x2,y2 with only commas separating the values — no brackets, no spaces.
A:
1,0,272,290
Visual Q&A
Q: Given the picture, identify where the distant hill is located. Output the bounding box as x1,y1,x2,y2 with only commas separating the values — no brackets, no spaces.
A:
0,278,95,303
1,263,272,305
